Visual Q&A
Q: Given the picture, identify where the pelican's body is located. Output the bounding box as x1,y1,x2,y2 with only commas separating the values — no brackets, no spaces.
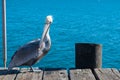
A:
8,15,53,71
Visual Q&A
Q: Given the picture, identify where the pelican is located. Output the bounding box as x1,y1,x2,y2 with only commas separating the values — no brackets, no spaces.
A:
8,15,53,71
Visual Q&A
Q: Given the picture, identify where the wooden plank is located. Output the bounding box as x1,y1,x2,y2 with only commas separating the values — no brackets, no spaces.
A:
0,68,7,80
3,73,17,80
70,69,96,80
94,68,120,80
111,68,120,77
15,68,43,80
0,68,19,80
43,69,68,80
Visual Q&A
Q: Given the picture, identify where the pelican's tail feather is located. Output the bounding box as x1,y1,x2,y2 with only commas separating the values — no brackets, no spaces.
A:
8,61,15,70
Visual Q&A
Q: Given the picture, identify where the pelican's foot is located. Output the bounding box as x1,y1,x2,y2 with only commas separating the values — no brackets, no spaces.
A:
30,66,34,72
30,67,42,72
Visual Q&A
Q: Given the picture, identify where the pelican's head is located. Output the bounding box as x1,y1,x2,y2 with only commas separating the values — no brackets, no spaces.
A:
46,15,53,24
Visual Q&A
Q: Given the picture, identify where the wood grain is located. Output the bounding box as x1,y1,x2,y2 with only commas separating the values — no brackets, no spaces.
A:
70,69,96,80
15,68,43,80
43,70,68,80
94,68,120,80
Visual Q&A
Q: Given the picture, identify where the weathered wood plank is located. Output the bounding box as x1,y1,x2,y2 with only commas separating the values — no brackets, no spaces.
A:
111,68,120,78
94,68,120,80
15,68,43,80
0,68,19,80
3,74,17,80
0,69,7,80
43,69,68,80
70,69,96,80
0,68,7,80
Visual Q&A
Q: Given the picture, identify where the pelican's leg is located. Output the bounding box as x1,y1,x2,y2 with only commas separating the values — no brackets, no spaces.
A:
30,66,34,72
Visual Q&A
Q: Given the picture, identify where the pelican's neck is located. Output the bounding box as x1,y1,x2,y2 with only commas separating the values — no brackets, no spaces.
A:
40,23,50,43
45,30,51,45
39,27,51,49
44,29,50,40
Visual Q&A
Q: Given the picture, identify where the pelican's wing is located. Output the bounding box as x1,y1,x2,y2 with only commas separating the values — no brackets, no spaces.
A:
8,39,42,69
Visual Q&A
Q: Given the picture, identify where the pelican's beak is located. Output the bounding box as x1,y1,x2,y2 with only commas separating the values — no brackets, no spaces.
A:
42,23,51,40
40,15,53,43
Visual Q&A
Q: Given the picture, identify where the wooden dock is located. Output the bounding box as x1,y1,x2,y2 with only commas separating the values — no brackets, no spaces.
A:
0,68,120,80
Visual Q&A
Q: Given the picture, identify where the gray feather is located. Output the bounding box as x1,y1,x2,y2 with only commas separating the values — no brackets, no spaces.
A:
8,39,42,69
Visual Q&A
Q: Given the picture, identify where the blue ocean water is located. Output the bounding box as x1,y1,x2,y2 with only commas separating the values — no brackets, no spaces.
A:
0,0,120,68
